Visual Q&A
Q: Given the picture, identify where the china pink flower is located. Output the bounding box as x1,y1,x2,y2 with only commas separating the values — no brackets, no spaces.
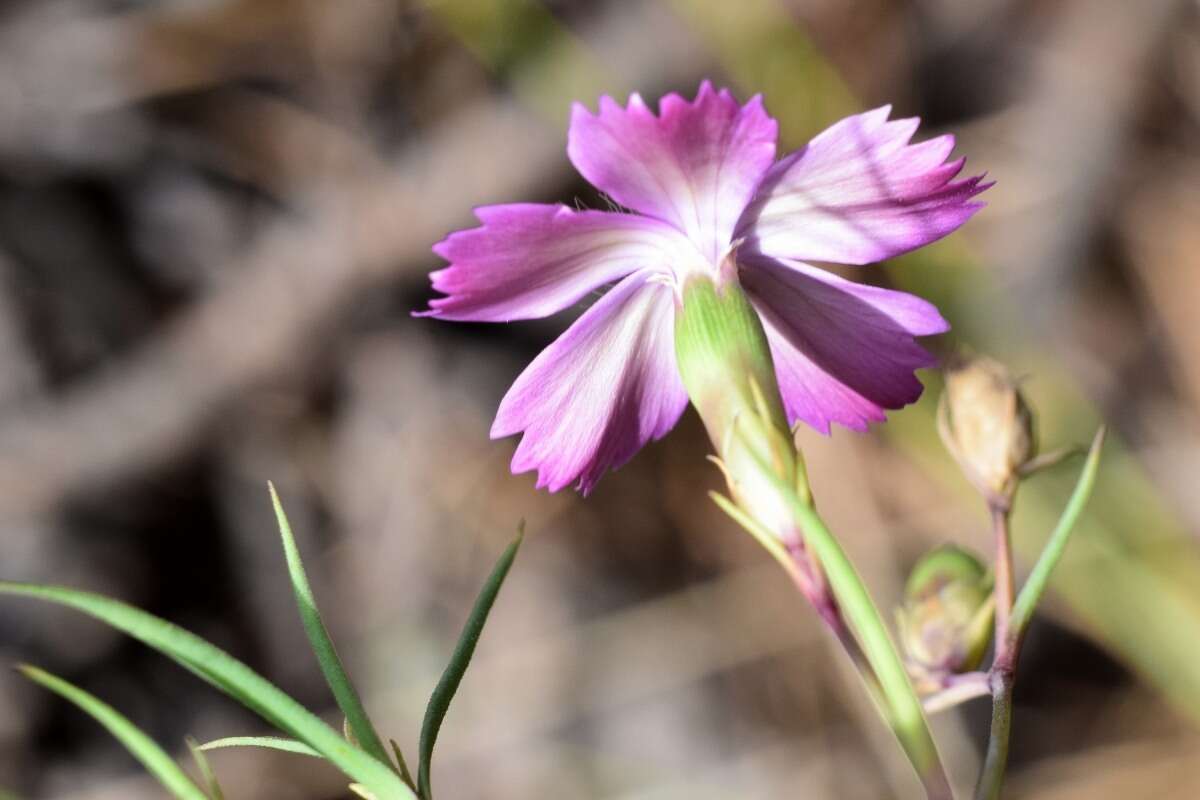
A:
420,82,989,493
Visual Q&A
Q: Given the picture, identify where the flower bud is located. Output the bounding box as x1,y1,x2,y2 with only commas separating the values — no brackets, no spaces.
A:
674,273,807,542
897,545,994,682
938,355,1035,502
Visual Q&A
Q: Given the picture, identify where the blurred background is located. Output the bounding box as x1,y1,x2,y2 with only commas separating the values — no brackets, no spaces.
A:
0,0,1198,797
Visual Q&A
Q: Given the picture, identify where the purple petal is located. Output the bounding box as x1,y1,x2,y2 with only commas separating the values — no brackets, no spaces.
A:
740,255,949,433
568,81,778,262
492,270,687,493
737,106,991,265
420,204,691,322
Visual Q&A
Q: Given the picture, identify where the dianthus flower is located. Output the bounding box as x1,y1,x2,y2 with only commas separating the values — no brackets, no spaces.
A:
420,82,989,492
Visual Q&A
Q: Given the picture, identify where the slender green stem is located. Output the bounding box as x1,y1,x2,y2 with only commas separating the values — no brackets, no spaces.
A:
974,673,1013,800
723,436,953,798
711,491,888,715
991,507,1014,649
975,427,1106,800
676,274,951,797
789,500,953,800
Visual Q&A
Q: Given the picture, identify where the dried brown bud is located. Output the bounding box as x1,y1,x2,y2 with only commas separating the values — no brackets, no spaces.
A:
938,355,1035,503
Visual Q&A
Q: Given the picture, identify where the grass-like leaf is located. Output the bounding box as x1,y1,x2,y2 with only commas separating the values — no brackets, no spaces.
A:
0,584,415,800
17,665,209,800
199,736,321,757
269,483,393,769
390,740,417,793
418,531,523,800
1010,426,1106,637
186,736,225,800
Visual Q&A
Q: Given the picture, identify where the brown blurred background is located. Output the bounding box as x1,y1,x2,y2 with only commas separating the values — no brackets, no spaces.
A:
0,0,1198,797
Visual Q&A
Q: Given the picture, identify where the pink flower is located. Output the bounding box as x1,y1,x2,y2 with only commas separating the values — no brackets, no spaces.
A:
420,83,989,493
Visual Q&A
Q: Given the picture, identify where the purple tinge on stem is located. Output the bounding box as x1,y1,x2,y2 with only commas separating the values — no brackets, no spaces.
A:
418,81,990,493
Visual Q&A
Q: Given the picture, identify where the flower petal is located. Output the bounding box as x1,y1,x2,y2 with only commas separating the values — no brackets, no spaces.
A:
568,81,778,262
740,255,949,433
420,203,690,322
492,270,687,493
737,106,990,265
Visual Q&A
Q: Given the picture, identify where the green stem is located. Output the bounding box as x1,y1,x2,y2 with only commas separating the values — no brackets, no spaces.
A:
711,491,888,715
991,506,1014,649
789,500,953,800
675,275,952,798
973,672,1013,800
975,427,1106,800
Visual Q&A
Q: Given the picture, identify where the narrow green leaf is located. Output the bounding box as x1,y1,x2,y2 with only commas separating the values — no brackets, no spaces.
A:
1010,427,1106,637
186,736,225,800
18,665,208,800
199,736,321,757
0,584,415,800
391,740,417,793
268,483,393,769
709,491,804,585
418,531,523,800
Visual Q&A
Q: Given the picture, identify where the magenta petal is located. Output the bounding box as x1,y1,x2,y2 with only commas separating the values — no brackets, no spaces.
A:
420,204,690,322
568,81,778,262
737,106,991,265
740,255,949,433
491,270,687,493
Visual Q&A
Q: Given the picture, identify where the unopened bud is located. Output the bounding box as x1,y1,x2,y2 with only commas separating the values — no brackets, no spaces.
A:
938,355,1035,502
897,545,994,683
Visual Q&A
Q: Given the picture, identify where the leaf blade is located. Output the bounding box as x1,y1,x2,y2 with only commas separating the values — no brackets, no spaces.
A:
0,583,414,799
1010,426,1106,637
390,740,417,793
186,736,225,800
418,532,523,799
18,665,209,800
269,483,393,769
199,736,322,757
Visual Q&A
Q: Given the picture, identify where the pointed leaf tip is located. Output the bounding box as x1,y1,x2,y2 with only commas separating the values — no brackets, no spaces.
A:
390,740,417,793
199,736,321,758
186,736,226,800
269,486,395,772
418,533,523,800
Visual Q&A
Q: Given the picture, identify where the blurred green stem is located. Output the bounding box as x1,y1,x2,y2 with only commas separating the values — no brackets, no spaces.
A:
991,506,1014,648
974,672,1013,800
